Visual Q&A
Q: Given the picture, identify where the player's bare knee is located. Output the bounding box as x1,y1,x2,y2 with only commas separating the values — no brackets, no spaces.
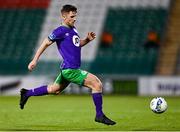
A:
94,82,103,92
47,84,60,94
95,76,103,91
47,85,53,93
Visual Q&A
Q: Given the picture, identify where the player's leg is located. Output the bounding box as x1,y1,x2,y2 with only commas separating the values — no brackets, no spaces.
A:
20,85,49,109
20,71,69,109
47,81,69,95
61,69,116,125
52,72,70,94
83,73,116,125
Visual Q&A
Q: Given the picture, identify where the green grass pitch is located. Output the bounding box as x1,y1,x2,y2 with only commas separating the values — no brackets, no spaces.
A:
0,95,180,131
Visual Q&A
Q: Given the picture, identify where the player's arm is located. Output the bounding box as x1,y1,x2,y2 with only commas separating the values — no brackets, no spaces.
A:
28,38,53,71
80,32,96,47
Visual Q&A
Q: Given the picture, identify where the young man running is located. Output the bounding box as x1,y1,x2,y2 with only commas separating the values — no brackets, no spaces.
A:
20,4,116,125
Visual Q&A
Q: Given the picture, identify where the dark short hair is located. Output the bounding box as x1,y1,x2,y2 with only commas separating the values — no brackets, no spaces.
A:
61,5,77,14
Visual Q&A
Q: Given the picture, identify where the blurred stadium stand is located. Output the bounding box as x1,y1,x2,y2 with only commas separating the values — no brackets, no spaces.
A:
156,0,180,75
0,0,171,75
91,8,168,75
33,0,171,76
2,0,180,95
0,0,50,74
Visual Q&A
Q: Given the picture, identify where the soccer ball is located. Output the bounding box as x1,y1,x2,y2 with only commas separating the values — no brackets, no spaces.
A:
150,97,168,114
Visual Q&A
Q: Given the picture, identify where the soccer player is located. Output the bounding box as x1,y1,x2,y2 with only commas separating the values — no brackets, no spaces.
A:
20,4,116,125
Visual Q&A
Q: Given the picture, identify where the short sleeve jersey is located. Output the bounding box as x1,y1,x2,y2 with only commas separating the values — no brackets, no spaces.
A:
48,26,81,69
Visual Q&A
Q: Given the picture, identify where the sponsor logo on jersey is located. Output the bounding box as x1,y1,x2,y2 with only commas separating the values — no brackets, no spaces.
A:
72,35,80,47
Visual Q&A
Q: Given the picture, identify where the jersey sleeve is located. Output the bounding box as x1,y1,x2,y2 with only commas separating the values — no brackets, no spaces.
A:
48,27,65,42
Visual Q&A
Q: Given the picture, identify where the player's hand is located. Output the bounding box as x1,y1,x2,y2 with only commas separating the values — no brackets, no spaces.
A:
87,32,96,41
28,60,37,71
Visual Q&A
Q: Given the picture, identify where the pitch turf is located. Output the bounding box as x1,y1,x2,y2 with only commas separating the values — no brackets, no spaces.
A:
0,95,180,131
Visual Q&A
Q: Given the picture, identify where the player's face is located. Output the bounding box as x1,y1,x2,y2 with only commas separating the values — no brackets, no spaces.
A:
62,11,77,27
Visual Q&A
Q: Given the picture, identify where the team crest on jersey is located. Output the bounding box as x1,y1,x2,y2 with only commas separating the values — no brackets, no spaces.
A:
72,35,80,47
81,70,87,75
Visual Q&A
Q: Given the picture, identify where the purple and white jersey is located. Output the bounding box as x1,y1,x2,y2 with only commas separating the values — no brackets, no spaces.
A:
48,25,81,69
